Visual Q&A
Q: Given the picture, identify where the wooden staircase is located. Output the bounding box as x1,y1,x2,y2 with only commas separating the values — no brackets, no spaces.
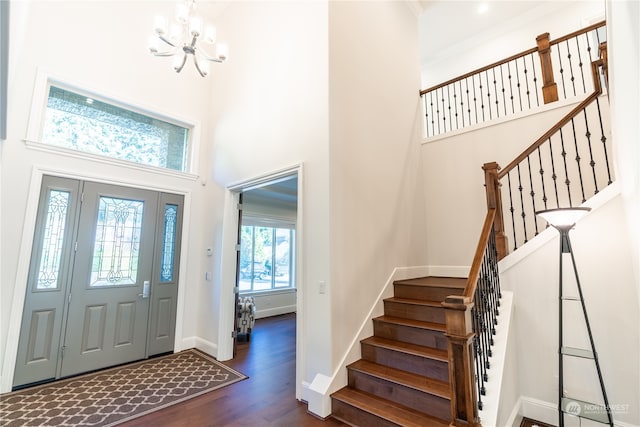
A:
331,276,466,426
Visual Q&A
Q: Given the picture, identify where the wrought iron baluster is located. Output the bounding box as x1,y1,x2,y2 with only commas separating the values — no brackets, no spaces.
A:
446,85,453,132
515,58,524,111
423,95,431,138
526,155,540,236
565,40,577,97
492,68,500,118
548,136,561,207
473,75,479,125
459,80,465,129
516,164,528,244
570,116,587,203
485,70,493,121
499,65,507,116
529,53,540,107
441,90,447,133
507,62,515,114
537,146,549,210
435,89,442,135
575,36,586,93
559,127,574,207
452,83,459,130
595,97,613,185
465,78,472,126
506,172,517,251
583,106,599,195
523,57,532,109
556,46,567,99
429,92,436,137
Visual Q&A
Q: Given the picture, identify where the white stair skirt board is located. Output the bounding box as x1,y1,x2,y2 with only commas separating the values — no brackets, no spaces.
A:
479,291,514,427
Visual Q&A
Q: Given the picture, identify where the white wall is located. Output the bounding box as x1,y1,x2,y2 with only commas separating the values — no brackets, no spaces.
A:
500,194,640,425
0,1,221,390
328,1,428,370
420,99,602,270
205,0,331,384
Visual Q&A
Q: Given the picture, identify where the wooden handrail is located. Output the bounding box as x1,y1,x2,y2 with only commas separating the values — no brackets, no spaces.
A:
419,47,538,96
462,208,496,298
497,83,603,180
549,20,605,46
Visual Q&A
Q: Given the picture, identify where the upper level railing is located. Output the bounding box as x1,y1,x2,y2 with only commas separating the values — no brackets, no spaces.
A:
486,47,610,256
441,38,609,427
420,21,606,139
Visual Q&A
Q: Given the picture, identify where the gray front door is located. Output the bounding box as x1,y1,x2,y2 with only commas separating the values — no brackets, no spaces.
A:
60,182,158,377
13,177,182,388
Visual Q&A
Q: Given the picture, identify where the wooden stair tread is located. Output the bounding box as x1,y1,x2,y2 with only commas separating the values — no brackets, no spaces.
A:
384,297,443,307
374,315,445,332
362,336,448,361
332,388,449,427
394,276,466,288
347,359,451,399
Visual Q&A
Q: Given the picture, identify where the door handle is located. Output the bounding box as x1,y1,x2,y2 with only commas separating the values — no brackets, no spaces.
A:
138,281,150,298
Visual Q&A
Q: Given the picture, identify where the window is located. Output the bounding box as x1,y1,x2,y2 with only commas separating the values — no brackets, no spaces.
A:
41,85,191,172
239,223,295,293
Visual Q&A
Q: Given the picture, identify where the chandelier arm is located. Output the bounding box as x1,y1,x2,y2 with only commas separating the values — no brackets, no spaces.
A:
193,55,207,77
196,49,224,63
152,49,180,57
175,54,188,73
158,35,177,48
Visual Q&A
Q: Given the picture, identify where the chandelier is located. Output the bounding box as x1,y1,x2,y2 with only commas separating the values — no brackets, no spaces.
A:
148,0,228,77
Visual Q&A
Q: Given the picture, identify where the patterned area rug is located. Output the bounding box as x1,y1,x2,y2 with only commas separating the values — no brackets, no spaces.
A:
0,349,247,426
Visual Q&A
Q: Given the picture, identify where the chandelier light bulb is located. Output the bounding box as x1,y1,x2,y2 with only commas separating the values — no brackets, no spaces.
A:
175,2,190,24
148,36,160,53
189,16,203,37
204,25,216,44
216,43,229,61
154,16,167,36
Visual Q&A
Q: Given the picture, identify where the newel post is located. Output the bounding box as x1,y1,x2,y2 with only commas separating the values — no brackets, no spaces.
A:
443,296,480,427
536,32,559,104
599,41,608,90
482,162,507,259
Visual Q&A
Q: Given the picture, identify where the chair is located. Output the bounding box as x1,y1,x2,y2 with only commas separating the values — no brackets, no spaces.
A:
236,296,256,340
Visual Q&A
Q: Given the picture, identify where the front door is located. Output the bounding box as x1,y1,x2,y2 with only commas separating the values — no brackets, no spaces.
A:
60,182,157,377
13,176,183,388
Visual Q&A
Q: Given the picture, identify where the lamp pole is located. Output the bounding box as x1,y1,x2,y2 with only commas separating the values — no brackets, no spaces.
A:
536,207,613,427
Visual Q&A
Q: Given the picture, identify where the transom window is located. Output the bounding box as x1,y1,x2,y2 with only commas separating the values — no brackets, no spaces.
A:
42,85,191,172
239,223,295,293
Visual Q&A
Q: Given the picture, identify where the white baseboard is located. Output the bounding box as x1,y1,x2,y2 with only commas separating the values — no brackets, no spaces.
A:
255,305,296,319
181,336,217,358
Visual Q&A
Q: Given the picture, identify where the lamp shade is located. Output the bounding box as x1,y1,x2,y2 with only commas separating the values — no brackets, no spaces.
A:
535,207,591,229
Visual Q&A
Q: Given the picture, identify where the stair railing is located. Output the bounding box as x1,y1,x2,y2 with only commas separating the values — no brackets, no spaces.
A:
486,44,610,257
441,41,608,427
421,21,606,139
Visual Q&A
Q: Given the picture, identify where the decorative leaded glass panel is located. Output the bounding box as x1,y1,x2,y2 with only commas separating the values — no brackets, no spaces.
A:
42,86,190,172
36,190,70,290
90,197,144,287
160,204,178,282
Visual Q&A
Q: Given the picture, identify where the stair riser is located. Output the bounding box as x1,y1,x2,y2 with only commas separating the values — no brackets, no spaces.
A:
348,370,450,420
393,284,464,302
373,320,448,350
331,398,403,427
383,301,445,323
361,343,449,382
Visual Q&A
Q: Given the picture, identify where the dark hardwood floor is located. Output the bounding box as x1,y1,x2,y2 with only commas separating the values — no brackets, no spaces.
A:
121,313,347,426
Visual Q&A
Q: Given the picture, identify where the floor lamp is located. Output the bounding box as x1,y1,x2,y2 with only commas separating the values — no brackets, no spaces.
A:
535,207,614,427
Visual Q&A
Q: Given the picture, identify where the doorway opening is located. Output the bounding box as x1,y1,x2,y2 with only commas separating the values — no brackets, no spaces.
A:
225,166,303,400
